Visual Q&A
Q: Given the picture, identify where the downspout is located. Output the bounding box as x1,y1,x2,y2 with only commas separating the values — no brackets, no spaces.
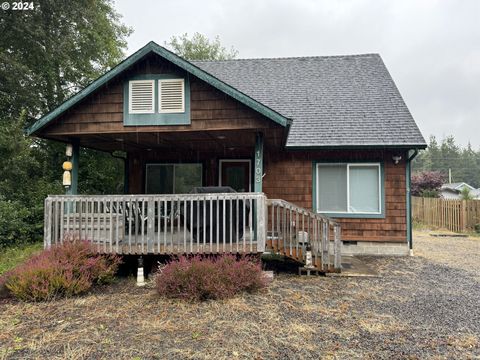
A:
406,149,419,256
111,152,129,194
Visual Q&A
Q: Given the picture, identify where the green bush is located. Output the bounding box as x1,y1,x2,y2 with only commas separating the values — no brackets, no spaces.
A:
0,200,32,248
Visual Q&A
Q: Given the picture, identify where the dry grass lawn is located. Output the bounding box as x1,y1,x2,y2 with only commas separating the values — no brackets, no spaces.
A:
1,232,479,359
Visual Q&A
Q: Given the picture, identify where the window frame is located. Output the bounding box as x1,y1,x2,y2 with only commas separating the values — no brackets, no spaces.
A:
123,74,190,126
313,161,385,219
145,163,203,194
218,159,252,192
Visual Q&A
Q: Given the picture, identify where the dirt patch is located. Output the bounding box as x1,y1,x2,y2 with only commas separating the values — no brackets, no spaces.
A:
0,233,479,359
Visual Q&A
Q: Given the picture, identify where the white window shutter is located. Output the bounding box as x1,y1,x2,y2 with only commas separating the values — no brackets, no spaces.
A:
159,79,185,113
129,80,155,114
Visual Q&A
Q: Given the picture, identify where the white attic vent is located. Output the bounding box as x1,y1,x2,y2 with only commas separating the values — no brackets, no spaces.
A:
159,79,185,113
129,80,155,114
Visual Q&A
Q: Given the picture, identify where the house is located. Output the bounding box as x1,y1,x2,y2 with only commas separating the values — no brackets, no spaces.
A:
27,41,426,269
440,183,480,199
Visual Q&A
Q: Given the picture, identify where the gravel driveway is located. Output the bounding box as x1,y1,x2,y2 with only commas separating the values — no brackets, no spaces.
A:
0,232,479,359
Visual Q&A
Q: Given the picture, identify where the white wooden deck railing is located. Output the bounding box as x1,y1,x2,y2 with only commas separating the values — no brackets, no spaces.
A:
44,193,341,271
44,193,266,255
267,199,342,272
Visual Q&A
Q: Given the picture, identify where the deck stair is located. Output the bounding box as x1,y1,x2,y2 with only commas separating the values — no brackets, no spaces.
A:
265,199,342,273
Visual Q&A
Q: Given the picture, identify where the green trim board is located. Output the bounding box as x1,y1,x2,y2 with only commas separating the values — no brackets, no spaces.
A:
124,153,129,194
406,149,419,250
26,41,289,136
312,160,386,219
406,155,411,248
123,74,191,126
254,133,264,192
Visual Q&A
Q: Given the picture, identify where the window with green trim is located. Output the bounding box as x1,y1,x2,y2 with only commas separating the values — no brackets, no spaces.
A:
315,163,382,214
123,75,190,126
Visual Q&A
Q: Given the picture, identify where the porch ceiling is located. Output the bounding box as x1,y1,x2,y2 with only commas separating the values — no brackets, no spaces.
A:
45,128,286,153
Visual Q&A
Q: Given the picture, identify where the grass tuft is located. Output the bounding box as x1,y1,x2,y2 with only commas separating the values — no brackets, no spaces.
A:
0,242,43,276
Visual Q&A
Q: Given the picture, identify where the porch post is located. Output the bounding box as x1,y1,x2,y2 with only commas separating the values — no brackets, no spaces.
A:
253,132,264,245
254,132,264,193
66,141,79,195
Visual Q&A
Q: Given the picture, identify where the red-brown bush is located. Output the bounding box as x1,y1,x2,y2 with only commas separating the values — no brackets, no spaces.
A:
155,255,268,301
1,240,121,301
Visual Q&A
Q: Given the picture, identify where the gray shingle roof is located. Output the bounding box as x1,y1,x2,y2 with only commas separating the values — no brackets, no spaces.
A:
192,54,426,148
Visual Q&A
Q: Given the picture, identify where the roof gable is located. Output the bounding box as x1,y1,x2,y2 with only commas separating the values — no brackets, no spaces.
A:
441,182,475,191
27,41,289,135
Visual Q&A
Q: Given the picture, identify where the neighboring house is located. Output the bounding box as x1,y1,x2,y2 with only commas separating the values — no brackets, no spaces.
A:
440,183,480,199
27,41,426,265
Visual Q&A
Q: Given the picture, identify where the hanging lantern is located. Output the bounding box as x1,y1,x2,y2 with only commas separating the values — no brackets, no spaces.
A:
65,144,73,157
63,170,71,187
62,161,73,171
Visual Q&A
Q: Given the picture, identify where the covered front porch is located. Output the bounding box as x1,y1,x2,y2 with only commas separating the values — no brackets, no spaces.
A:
42,128,342,272
47,123,341,270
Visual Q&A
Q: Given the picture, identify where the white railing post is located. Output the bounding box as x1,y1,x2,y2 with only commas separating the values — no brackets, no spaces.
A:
256,194,267,252
44,197,52,249
334,224,342,271
321,219,329,271
147,197,155,253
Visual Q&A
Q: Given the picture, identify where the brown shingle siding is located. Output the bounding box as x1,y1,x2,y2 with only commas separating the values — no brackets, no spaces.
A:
263,149,407,243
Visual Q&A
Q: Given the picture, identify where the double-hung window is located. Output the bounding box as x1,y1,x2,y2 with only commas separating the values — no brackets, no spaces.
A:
315,163,382,216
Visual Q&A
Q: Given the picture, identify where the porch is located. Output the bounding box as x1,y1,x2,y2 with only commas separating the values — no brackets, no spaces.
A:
44,193,342,272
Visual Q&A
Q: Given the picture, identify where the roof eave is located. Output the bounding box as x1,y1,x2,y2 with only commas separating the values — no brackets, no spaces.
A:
285,143,428,150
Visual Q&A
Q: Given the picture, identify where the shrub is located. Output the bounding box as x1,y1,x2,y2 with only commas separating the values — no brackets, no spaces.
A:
0,240,121,301
0,199,32,248
411,171,444,197
155,255,268,301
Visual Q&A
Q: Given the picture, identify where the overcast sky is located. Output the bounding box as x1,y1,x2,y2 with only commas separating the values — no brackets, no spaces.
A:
115,0,480,148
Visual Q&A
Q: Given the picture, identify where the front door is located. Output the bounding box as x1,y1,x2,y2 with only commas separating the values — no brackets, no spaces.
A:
219,160,251,192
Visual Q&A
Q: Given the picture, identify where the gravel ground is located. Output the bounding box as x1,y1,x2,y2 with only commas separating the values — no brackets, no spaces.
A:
0,232,479,359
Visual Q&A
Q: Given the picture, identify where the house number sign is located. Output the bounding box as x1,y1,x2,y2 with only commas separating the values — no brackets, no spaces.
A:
255,150,262,184
254,131,264,192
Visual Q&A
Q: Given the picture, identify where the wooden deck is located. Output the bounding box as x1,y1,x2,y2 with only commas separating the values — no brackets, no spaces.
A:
44,193,342,272
76,226,258,255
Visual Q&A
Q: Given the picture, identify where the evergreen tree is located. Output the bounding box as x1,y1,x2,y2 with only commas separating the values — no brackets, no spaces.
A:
412,136,480,188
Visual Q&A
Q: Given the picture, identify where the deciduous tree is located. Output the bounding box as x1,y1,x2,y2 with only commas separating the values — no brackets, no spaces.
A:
0,1,131,247
165,32,238,60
